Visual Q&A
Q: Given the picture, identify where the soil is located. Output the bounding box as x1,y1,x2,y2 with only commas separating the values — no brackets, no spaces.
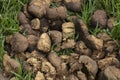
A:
2,0,120,80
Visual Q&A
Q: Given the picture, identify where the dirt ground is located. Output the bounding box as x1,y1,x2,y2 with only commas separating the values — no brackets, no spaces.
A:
1,0,120,80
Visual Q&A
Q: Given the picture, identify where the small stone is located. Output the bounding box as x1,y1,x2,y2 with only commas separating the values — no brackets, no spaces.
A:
37,33,51,52
31,18,40,30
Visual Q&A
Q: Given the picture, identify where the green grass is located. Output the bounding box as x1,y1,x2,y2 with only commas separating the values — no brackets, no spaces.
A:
51,44,74,56
0,34,5,70
80,0,97,24
50,2,60,8
97,0,120,18
0,0,29,78
0,0,28,66
111,21,120,40
97,0,116,17
89,23,102,36
67,0,97,25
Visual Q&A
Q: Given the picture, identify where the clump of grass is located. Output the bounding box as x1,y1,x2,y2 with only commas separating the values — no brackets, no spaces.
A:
67,0,97,25
89,23,102,36
57,48,74,56
111,21,120,40
50,2,60,8
78,0,97,24
51,44,74,56
110,0,120,40
0,34,5,70
97,0,120,18
97,0,116,17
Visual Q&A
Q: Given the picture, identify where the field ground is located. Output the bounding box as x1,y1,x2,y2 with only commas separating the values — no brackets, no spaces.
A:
0,0,120,80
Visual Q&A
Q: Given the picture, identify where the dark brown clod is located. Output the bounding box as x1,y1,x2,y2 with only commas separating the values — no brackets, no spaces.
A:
3,54,20,75
98,57,120,70
77,71,87,80
85,35,103,50
46,6,67,19
28,0,51,18
23,4,33,19
10,33,28,52
92,50,105,60
75,41,92,56
48,51,62,68
73,19,89,39
64,0,83,12
66,74,79,80
71,18,103,50
91,10,107,28
20,24,38,36
79,55,98,78
28,5,46,18
97,32,112,42
104,41,117,53
40,18,49,33
98,66,120,80
69,62,82,73
27,35,38,51
0,73,9,80
61,39,76,49
49,20,63,31
55,75,65,80
18,12,29,25
57,62,68,75
48,30,62,45
72,19,104,50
